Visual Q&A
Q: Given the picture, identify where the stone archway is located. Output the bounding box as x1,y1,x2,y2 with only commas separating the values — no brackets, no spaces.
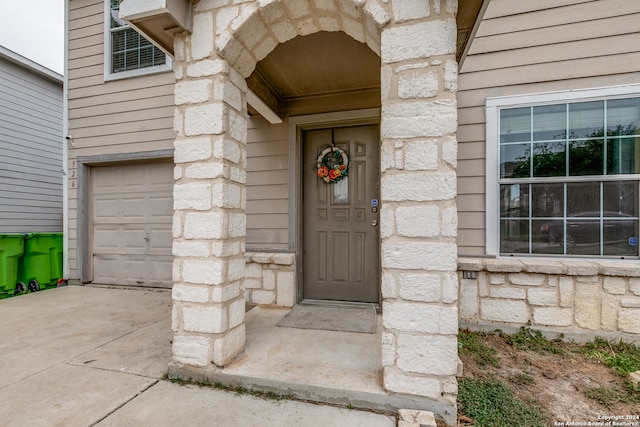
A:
169,0,459,423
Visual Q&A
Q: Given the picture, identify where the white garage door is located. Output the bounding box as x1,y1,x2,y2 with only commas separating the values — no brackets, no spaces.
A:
91,162,173,288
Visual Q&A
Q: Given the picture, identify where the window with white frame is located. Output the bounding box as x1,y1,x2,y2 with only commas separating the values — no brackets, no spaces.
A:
106,0,168,77
487,86,640,258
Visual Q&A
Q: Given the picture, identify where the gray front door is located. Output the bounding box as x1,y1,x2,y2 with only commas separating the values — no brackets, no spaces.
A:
302,124,380,303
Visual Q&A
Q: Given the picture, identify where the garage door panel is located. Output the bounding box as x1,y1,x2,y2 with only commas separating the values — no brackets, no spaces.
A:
91,162,173,288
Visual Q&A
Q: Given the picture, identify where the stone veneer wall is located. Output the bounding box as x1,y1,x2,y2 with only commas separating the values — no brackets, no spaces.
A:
458,258,640,341
244,252,295,307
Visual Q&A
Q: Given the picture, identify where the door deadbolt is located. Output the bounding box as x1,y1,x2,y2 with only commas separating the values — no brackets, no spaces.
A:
371,219,378,227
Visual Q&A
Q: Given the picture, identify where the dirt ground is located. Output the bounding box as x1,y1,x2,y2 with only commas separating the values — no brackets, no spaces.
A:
457,333,640,426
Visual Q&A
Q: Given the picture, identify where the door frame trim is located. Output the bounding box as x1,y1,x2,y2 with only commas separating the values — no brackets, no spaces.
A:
288,108,381,305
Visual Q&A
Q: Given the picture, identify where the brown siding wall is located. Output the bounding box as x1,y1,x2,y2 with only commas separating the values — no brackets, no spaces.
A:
457,0,640,256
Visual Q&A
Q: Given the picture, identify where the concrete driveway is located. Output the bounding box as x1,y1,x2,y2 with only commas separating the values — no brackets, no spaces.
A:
0,285,396,427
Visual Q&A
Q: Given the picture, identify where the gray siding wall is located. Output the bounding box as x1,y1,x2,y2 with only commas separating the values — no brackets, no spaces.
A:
457,0,640,256
0,55,63,233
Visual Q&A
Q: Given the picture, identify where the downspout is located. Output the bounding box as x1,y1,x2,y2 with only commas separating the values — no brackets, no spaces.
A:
62,0,70,281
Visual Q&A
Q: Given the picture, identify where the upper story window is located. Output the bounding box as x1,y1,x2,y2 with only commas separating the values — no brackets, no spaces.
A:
105,0,169,79
487,86,640,259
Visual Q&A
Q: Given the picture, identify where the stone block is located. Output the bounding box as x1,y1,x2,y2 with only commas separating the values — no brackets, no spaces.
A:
227,257,245,281
191,12,215,61
172,284,209,303
381,19,455,63
522,259,567,275
210,240,241,257
396,205,439,237
383,367,441,399
527,288,558,306
252,290,275,305
211,182,242,209
172,335,211,367
263,269,275,290
384,301,458,334
211,282,241,303
621,296,640,308
558,277,575,307
382,172,456,201
173,241,210,257
364,0,390,27
630,371,640,385
399,70,439,100
185,103,226,136
381,272,397,298
276,271,295,307
228,213,246,238
532,307,573,327
619,308,640,333
441,205,457,238
397,334,458,375
603,277,626,295
258,0,286,23
212,324,245,367
187,59,229,78
381,331,396,366
630,278,640,296
249,252,274,264
228,298,245,329
598,261,640,277
564,261,599,276
272,253,295,265
459,280,478,319
481,299,528,323
508,273,545,286
182,258,225,285
271,20,297,43
175,80,211,105
442,273,458,304
444,60,457,92
382,241,457,271
484,258,523,273
457,258,483,271
489,274,505,285
398,409,437,427
244,278,262,289
397,273,441,302
182,305,228,333
317,15,340,32
575,283,601,330
283,0,311,19
442,135,457,167
381,99,457,139
185,162,225,179
174,182,212,210
403,139,438,170
380,204,394,239
392,0,429,22
174,137,212,163
184,212,228,240
313,0,337,11
601,294,618,331
489,286,525,300
245,263,262,278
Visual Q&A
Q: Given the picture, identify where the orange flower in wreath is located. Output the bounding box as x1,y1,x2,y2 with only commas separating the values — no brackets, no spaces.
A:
317,166,329,178
328,169,338,180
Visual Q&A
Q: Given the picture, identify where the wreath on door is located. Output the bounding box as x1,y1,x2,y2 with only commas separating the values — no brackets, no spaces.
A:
316,147,349,183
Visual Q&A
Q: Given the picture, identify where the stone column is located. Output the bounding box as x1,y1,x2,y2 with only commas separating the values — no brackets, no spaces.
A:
170,13,248,368
380,1,459,422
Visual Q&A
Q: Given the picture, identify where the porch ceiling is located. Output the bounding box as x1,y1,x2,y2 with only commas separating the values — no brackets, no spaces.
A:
247,0,487,119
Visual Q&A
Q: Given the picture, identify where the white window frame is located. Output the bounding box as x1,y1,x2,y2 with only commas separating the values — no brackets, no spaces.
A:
486,83,640,257
103,0,172,81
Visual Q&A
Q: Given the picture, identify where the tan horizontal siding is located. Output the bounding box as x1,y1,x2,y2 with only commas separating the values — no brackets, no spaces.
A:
246,117,290,249
483,0,592,19
476,0,639,37
456,0,640,256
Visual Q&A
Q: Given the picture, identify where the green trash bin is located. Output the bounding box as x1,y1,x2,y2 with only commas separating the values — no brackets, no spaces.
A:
0,234,26,294
18,233,63,292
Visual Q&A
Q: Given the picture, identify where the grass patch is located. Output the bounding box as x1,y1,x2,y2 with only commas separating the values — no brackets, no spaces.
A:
585,383,640,409
508,372,534,385
575,337,640,375
458,329,499,367
500,325,563,354
458,378,548,427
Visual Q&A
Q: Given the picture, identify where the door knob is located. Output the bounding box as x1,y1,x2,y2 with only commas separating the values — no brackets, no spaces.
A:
371,219,378,227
